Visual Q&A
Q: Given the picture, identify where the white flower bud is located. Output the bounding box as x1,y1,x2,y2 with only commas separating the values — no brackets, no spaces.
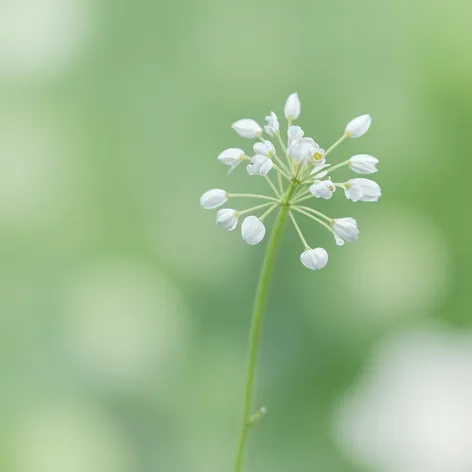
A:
200,189,228,209
345,114,372,138
348,154,379,174
344,178,381,202
247,154,274,176
253,140,275,157
300,248,328,270
288,125,304,146
216,208,239,231
232,119,262,139
217,148,246,167
264,112,279,137
288,137,316,163
310,180,336,200
284,92,301,120
333,217,359,243
241,216,266,245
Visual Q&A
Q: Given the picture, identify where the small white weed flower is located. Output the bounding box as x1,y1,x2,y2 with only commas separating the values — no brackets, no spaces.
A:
310,180,336,199
345,114,372,138
288,137,317,163
264,112,280,137
200,189,228,209
216,209,239,230
242,216,266,245
348,154,379,174
232,119,262,139
253,140,275,157
288,125,304,146
333,217,359,243
300,248,328,270
218,148,246,167
344,178,381,202
200,92,380,269
284,93,301,120
247,154,274,176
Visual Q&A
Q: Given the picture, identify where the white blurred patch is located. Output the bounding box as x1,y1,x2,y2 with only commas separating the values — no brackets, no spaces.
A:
0,109,76,228
10,402,136,472
0,0,95,80
333,327,472,472
64,258,188,389
342,204,451,318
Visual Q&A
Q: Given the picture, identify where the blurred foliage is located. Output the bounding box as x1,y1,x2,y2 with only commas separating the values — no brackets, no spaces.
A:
1,0,472,471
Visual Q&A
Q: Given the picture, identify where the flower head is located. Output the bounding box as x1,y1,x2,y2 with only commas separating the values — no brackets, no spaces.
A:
264,112,279,137
200,189,228,209
288,125,304,146
200,93,381,269
348,154,379,174
345,114,372,138
242,216,266,245
218,148,246,167
232,119,262,139
310,180,336,200
288,137,317,163
300,248,328,270
344,178,381,202
333,217,359,243
247,154,274,176
284,93,301,120
216,209,239,230
253,140,275,157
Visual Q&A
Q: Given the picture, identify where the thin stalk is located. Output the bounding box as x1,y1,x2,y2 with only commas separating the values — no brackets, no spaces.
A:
297,205,332,223
291,193,312,204
323,134,346,158
276,133,292,168
325,160,349,175
275,169,284,195
259,204,278,221
289,212,310,250
239,202,275,216
273,164,291,181
230,194,279,202
291,207,335,234
264,175,281,199
233,181,297,472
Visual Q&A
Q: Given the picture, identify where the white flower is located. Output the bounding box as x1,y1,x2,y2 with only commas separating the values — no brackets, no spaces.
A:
217,148,246,167
200,189,228,209
313,147,326,168
345,114,372,138
348,154,379,174
344,178,381,202
288,137,317,163
253,140,275,157
264,112,279,137
247,154,274,176
216,209,239,230
284,92,301,120
310,180,336,199
241,216,266,245
288,125,304,146
232,119,262,139
332,217,359,243
300,248,329,270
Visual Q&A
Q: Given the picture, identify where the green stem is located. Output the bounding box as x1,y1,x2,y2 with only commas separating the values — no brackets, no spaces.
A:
233,182,297,472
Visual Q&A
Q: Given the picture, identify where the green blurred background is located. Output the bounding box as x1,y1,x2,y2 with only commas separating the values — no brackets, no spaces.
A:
1,0,472,471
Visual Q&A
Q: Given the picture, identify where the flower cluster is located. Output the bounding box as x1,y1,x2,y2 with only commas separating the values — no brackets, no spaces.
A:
200,93,381,270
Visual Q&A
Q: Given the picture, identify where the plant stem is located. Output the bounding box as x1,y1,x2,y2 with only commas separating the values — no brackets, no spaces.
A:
232,182,297,472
